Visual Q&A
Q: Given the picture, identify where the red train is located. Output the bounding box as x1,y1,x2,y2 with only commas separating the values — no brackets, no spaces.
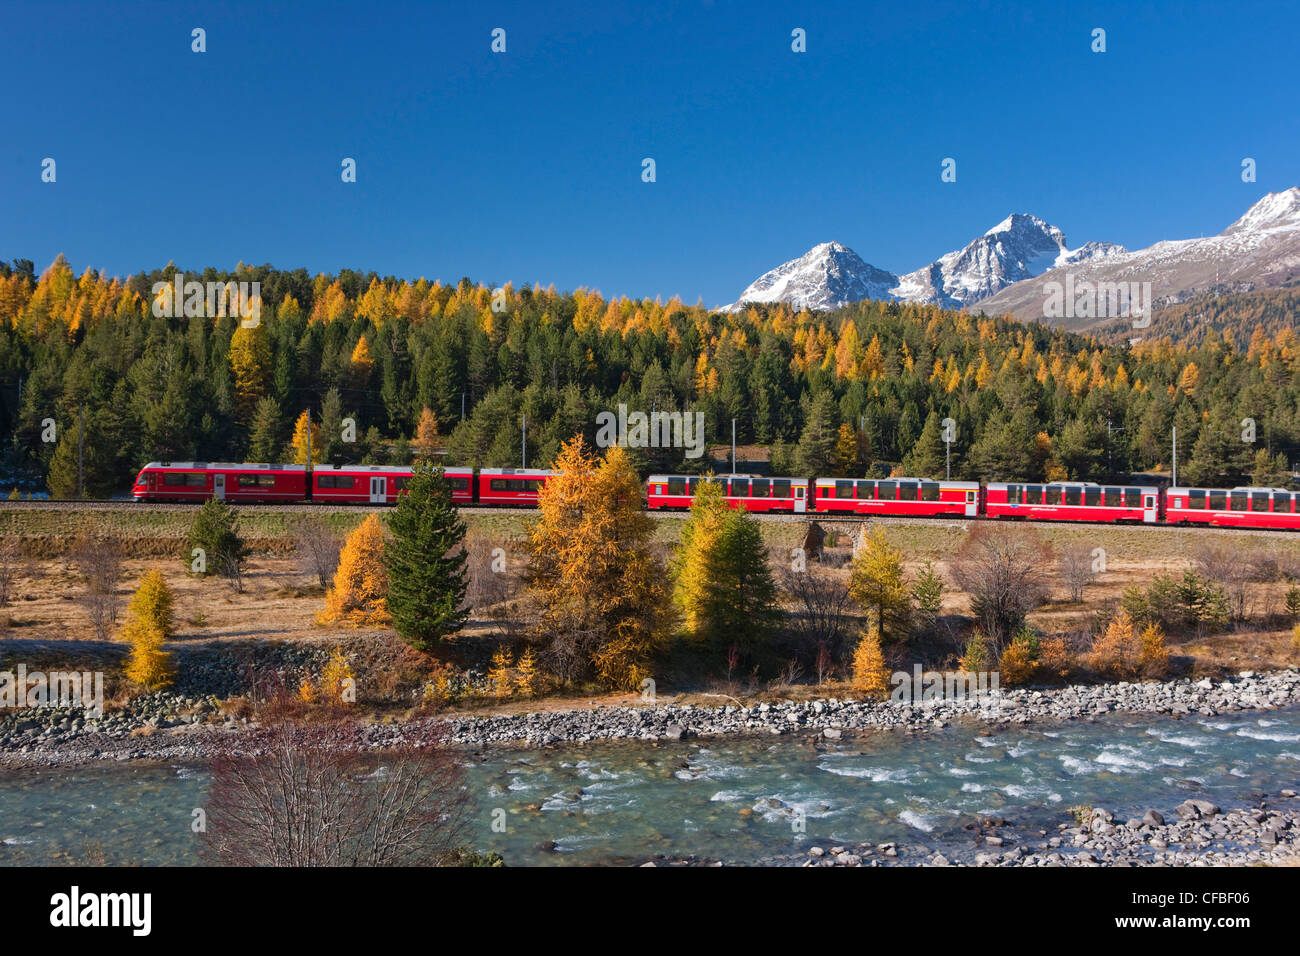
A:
132,462,549,507
130,462,1300,533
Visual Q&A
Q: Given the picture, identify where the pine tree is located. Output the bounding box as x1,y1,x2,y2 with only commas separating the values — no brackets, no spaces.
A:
186,497,249,580
905,410,947,478
248,397,282,462
229,322,272,422
672,478,779,660
851,624,890,699
318,513,390,626
848,528,912,644
121,569,175,690
384,461,469,651
796,392,838,476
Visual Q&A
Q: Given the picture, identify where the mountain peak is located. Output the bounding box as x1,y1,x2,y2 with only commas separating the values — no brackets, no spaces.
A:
725,242,897,312
1223,187,1300,235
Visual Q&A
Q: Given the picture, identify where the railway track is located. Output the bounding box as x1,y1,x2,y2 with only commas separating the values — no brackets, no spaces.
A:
4,498,1300,539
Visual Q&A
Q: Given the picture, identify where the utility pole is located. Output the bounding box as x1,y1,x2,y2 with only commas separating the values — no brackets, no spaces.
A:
521,413,527,469
1106,420,1125,480
306,407,312,469
731,419,736,474
1172,426,1177,487
77,403,84,499
461,392,465,421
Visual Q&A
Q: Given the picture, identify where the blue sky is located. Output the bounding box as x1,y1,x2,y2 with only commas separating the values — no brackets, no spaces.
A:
2,0,1297,306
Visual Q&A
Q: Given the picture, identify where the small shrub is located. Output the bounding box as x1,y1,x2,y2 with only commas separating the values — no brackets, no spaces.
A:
1137,623,1171,679
958,630,990,673
998,636,1037,686
1037,636,1074,682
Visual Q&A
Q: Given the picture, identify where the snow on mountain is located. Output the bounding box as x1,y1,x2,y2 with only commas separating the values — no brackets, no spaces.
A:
724,216,1124,313
975,187,1300,329
723,241,898,312
721,189,1300,328
888,213,1123,309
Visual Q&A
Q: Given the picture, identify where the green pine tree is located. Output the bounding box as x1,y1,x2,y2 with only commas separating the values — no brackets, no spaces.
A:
384,460,470,651
186,497,249,579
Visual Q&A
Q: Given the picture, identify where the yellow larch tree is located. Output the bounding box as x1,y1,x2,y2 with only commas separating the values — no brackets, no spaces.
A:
121,569,175,691
290,409,323,465
318,513,390,627
851,624,891,699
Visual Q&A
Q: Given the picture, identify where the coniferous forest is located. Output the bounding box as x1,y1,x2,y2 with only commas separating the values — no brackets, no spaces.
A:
2,254,1298,496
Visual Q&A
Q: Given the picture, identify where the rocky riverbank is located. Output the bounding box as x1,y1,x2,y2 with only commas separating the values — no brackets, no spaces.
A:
1,667,1297,769
771,796,1300,868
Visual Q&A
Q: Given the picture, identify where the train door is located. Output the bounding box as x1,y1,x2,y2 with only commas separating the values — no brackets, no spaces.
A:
369,476,387,504
794,484,807,514
1143,493,1157,523
965,489,977,517
213,473,226,501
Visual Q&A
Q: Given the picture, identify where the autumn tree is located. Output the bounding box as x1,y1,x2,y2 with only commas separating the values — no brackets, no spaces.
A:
848,528,912,644
524,438,666,689
384,461,469,652
414,407,442,456
318,513,390,626
229,321,272,422
850,624,891,699
290,409,323,465
121,569,175,690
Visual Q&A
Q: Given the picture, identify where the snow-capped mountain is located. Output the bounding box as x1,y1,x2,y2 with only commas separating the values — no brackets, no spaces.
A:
889,213,1126,309
724,241,897,312
976,187,1300,329
724,215,1124,312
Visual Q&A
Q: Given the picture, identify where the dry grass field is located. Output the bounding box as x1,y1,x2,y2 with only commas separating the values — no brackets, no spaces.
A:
2,506,1299,703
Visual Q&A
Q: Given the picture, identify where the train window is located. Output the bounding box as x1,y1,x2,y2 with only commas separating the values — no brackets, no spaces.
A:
237,474,276,488
1008,485,1021,505
1209,490,1227,510
876,481,896,499
856,480,876,499
1252,492,1269,512
162,473,186,486
1085,487,1100,507
1064,486,1081,506
1274,492,1292,513
1230,492,1248,511
322,475,356,489
899,482,918,501
1044,486,1062,505
489,479,506,491
835,480,854,499
1124,488,1141,507
1104,487,1121,507
751,479,769,498
667,478,687,496
688,478,699,496
730,479,749,497
1025,485,1042,504
1188,490,1206,509
450,477,470,491
772,479,790,498
394,478,410,491
921,482,940,502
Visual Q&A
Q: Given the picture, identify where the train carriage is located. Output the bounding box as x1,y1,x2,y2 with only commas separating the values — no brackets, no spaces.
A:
813,477,979,517
1165,486,1300,530
477,468,556,506
133,462,307,503
985,481,1159,523
309,464,475,506
646,474,810,512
